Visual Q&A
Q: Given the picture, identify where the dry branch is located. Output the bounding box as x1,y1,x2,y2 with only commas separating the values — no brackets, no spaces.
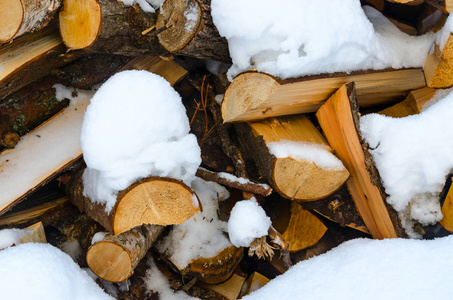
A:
221,69,426,123
316,83,404,239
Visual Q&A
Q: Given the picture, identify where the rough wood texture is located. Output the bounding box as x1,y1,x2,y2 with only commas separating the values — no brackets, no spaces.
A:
87,224,164,282
424,34,453,88
59,0,166,55
0,25,81,100
378,87,436,117
440,177,453,231
235,115,349,201
221,69,426,122
157,0,230,62
316,83,404,239
241,272,270,296
282,202,327,252
197,273,246,300
67,169,201,234
0,0,61,43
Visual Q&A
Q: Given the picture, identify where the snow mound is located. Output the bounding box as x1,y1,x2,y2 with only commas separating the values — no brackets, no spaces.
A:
211,0,435,80
80,70,201,212
0,243,113,300
228,198,271,247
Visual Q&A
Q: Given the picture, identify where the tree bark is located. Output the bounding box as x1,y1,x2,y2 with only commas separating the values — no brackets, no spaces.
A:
66,168,201,234
156,0,231,62
0,0,61,43
86,224,164,282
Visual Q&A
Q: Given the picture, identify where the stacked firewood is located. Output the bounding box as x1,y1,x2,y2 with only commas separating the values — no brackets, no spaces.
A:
2,0,453,299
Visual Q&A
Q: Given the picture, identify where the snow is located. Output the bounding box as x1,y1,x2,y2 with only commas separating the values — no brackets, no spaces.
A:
215,169,270,190
0,86,93,214
91,231,108,245
211,1,435,80
267,140,345,170
80,70,201,212
360,90,453,237
183,1,199,32
121,0,164,13
61,239,83,262
243,236,453,300
228,198,271,247
0,228,27,249
0,243,113,300
156,178,232,268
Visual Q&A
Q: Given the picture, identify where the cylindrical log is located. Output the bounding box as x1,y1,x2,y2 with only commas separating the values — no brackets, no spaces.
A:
235,115,349,201
66,169,201,234
0,0,61,43
59,0,166,55
86,224,164,282
156,0,231,62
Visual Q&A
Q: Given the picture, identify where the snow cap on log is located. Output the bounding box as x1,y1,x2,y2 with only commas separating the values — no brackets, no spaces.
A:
80,70,201,212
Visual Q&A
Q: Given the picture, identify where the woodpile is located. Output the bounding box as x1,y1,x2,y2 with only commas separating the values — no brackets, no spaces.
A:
1,0,453,299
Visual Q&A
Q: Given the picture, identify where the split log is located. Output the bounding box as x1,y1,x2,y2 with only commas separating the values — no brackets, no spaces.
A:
424,33,453,88
0,0,61,43
417,3,447,34
19,221,47,244
0,55,128,142
316,83,404,239
388,17,418,35
364,0,385,11
156,0,230,62
378,87,436,117
195,168,272,197
0,55,186,216
197,273,246,300
235,115,349,201
0,25,81,100
240,272,270,297
59,0,165,55
386,0,424,4
66,169,200,234
221,69,426,122
281,202,327,252
440,177,453,231
86,224,164,282
426,0,453,13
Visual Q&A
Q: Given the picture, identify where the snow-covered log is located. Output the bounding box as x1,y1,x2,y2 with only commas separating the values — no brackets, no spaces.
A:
156,0,230,62
0,0,61,43
66,169,201,234
86,224,164,282
316,82,404,239
235,115,349,201
220,70,426,123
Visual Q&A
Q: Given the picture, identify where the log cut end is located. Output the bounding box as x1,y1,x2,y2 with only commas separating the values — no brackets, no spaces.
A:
156,0,201,53
86,241,132,282
0,0,23,43
273,157,349,201
113,178,201,234
424,34,453,88
222,73,280,123
59,0,101,50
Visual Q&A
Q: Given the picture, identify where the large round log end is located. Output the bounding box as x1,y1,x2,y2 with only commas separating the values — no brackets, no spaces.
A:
0,0,23,43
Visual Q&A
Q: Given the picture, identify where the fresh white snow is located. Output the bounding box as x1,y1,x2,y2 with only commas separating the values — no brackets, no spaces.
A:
0,228,27,249
360,90,453,237
0,243,113,300
228,198,271,247
243,236,453,300
267,140,345,170
121,0,164,13
156,178,232,268
211,0,435,80
80,70,201,212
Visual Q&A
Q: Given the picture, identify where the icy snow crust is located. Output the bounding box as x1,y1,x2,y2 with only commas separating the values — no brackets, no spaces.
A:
360,90,453,237
228,198,271,247
211,1,435,80
80,70,201,212
244,236,453,300
0,243,113,300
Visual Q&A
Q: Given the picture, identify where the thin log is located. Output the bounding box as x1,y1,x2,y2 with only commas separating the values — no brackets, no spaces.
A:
59,0,166,55
86,224,164,282
424,33,453,88
235,115,349,201
196,167,272,196
66,169,200,234
316,83,404,239
221,69,426,122
0,0,61,43
156,0,230,62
